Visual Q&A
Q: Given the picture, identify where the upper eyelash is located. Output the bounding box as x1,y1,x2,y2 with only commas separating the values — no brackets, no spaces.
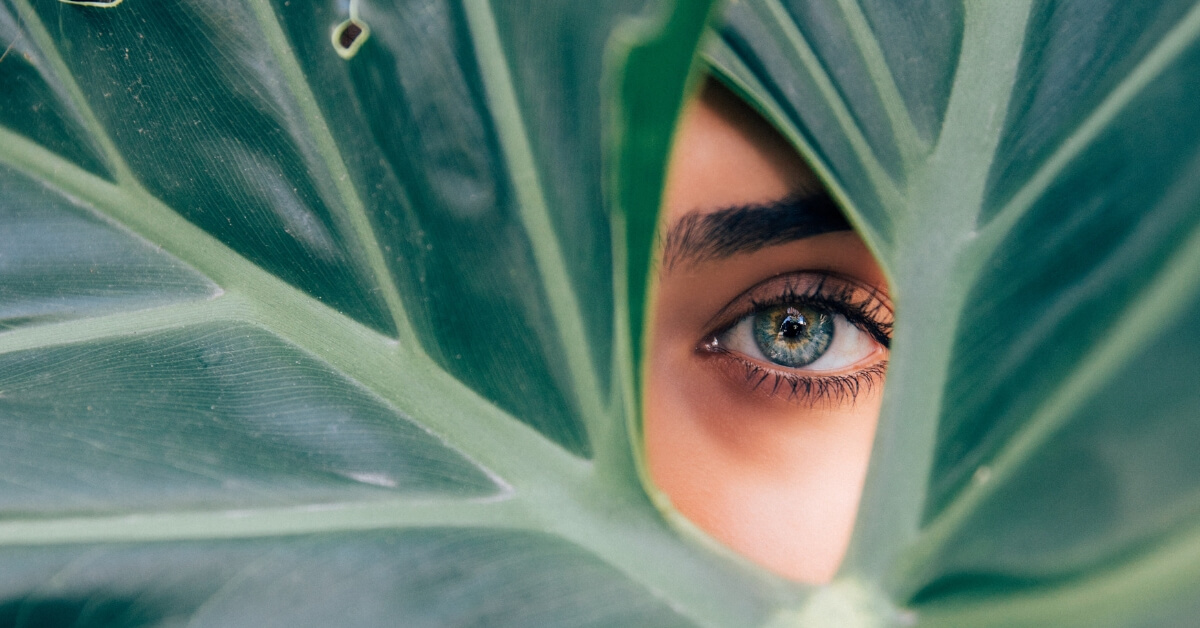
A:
748,290,892,348
707,273,894,348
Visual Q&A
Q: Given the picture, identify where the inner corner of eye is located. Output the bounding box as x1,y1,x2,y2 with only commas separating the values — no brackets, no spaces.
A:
697,334,722,354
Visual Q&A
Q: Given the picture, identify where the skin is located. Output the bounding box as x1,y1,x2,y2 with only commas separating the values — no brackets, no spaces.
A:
644,81,890,583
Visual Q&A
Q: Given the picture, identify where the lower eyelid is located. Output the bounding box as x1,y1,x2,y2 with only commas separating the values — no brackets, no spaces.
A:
701,346,888,405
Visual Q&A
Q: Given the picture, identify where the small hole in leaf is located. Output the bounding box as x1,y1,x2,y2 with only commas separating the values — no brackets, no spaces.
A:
332,19,369,60
340,22,363,49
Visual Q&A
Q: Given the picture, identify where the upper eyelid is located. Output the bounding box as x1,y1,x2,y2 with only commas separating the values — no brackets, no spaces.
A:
701,271,894,338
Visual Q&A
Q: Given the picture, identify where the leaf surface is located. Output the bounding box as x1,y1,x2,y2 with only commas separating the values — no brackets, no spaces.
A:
5,0,1200,625
710,0,1200,624
0,0,800,625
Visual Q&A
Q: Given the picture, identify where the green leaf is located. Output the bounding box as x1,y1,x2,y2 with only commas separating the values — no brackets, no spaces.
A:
0,0,800,625
4,0,1200,625
710,0,1200,624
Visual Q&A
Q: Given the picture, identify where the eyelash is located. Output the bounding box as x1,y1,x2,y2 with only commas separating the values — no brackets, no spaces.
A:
719,358,889,405
698,273,893,405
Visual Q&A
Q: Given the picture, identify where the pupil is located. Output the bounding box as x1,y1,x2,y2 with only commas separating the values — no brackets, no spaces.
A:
779,308,806,340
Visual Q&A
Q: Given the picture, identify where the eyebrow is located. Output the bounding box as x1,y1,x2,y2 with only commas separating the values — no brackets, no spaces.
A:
660,192,850,270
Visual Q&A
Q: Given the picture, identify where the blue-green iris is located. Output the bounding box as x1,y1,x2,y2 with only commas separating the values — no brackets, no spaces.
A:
752,304,834,367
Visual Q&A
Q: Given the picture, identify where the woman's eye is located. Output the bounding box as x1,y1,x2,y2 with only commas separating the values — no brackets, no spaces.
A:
713,300,883,373
695,271,893,402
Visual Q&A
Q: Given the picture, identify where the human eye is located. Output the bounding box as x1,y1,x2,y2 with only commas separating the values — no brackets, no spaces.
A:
699,272,892,403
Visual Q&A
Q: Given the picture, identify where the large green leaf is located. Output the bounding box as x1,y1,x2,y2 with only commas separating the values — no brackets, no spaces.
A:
3,0,1200,626
0,0,799,625
709,0,1200,624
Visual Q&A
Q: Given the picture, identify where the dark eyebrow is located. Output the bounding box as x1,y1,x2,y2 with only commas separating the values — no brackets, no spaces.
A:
660,192,850,270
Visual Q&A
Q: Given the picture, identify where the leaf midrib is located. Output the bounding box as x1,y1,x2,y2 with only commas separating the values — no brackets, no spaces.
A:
902,214,1200,592
846,0,1034,583
0,146,773,625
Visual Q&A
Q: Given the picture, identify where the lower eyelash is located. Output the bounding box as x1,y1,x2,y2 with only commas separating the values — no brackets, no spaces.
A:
714,350,888,406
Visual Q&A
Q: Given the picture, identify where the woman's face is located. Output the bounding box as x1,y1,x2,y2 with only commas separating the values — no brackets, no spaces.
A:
644,81,892,583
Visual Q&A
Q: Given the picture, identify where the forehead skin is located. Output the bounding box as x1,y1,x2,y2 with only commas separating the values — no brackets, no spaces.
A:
661,82,821,225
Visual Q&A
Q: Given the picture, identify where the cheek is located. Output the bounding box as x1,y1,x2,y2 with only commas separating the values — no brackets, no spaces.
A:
643,342,884,582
